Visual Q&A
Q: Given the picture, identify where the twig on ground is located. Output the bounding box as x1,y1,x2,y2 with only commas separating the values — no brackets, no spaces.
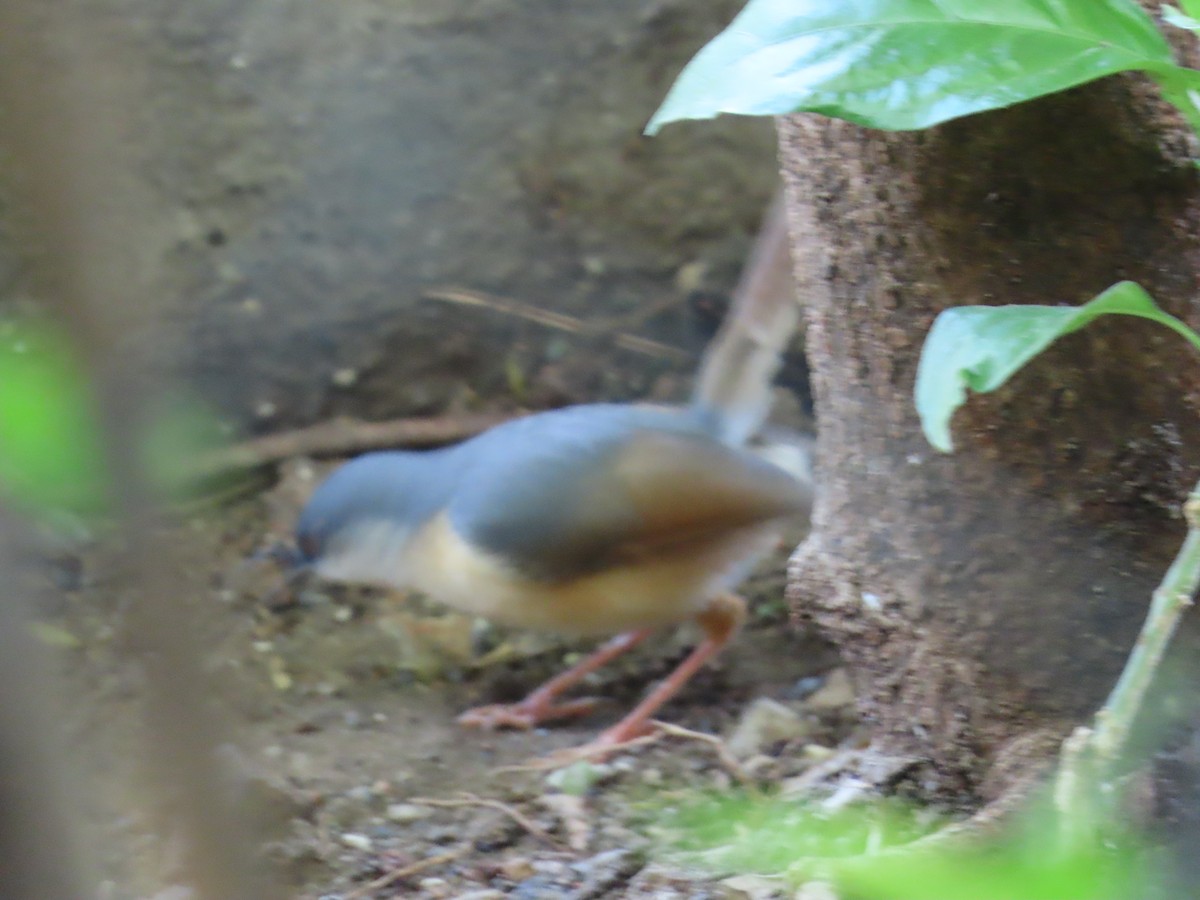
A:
602,292,691,332
492,732,663,774
341,848,464,900
186,411,512,484
423,286,690,362
408,792,563,847
188,281,695,493
653,721,753,785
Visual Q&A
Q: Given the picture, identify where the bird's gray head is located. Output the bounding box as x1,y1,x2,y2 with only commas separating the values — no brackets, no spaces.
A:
291,452,451,583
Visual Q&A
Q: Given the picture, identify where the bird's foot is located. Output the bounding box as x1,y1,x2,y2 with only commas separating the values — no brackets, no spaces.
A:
457,696,601,731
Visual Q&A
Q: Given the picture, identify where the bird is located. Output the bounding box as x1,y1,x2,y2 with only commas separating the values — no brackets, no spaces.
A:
282,199,811,761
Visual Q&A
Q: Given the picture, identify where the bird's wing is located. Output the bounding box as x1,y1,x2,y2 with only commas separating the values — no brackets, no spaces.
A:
449,425,811,582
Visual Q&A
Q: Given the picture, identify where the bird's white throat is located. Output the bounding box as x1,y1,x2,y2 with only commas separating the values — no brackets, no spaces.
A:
315,519,416,589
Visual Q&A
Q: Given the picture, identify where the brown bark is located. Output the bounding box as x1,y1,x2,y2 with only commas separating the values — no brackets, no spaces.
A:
780,55,1200,800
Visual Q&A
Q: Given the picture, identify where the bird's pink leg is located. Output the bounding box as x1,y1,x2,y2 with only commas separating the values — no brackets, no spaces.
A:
533,593,747,765
589,593,745,749
458,629,651,730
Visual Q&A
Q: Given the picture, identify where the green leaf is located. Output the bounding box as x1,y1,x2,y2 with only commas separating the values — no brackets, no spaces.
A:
1154,67,1200,139
1163,4,1200,32
1181,0,1200,19
915,282,1200,453
646,0,1178,134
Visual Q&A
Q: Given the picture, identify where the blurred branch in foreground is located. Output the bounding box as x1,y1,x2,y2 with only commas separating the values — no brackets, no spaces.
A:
0,5,281,899
0,513,95,899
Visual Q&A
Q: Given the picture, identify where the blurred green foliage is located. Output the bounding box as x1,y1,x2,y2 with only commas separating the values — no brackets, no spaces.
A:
0,320,226,517
658,791,939,874
0,322,108,512
654,790,1147,900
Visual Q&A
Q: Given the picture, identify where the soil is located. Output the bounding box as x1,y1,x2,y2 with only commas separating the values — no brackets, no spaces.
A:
48,474,843,899
70,0,784,433
7,1,844,896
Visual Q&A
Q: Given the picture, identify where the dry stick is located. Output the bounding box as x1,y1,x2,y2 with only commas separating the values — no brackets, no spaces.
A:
408,792,564,847
1055,482,1200,840
603,291,692,332
423,287,691,362
493,732,664,774
653,721,753,785
187,411,512,483
341,849,465,900
0,10,279,899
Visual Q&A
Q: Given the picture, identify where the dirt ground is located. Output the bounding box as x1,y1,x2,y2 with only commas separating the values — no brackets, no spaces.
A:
46,463,847,899
5,1,848,896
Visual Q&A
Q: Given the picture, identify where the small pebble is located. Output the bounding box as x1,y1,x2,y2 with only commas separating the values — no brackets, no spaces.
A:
674,259,708,292
726,697,810,758
331,367,359,387
581,255,607,276
386,802,428,824
418,876,451,898
546,760,609,795
338,832,372,852
804,669,854,709
531,859,570,878
147,888,195,900
570,848,645,896
640,767,663,786
510,876,563,900
217,261,242,282
794,880,839,900
788,675,824,700
721,873,787,898
267,657,293,691
500,856,535,881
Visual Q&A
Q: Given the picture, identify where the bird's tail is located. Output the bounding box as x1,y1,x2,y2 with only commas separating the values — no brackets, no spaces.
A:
691,191,800,446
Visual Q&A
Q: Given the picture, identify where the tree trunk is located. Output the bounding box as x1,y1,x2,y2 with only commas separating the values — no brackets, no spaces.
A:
779,54,1200,801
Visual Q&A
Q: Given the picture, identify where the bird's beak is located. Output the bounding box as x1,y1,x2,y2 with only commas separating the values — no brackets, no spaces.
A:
240,541,315,610
251,541,308,570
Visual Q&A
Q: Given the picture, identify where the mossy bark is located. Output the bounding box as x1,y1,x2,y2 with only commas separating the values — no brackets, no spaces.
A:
780,51,1200,800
